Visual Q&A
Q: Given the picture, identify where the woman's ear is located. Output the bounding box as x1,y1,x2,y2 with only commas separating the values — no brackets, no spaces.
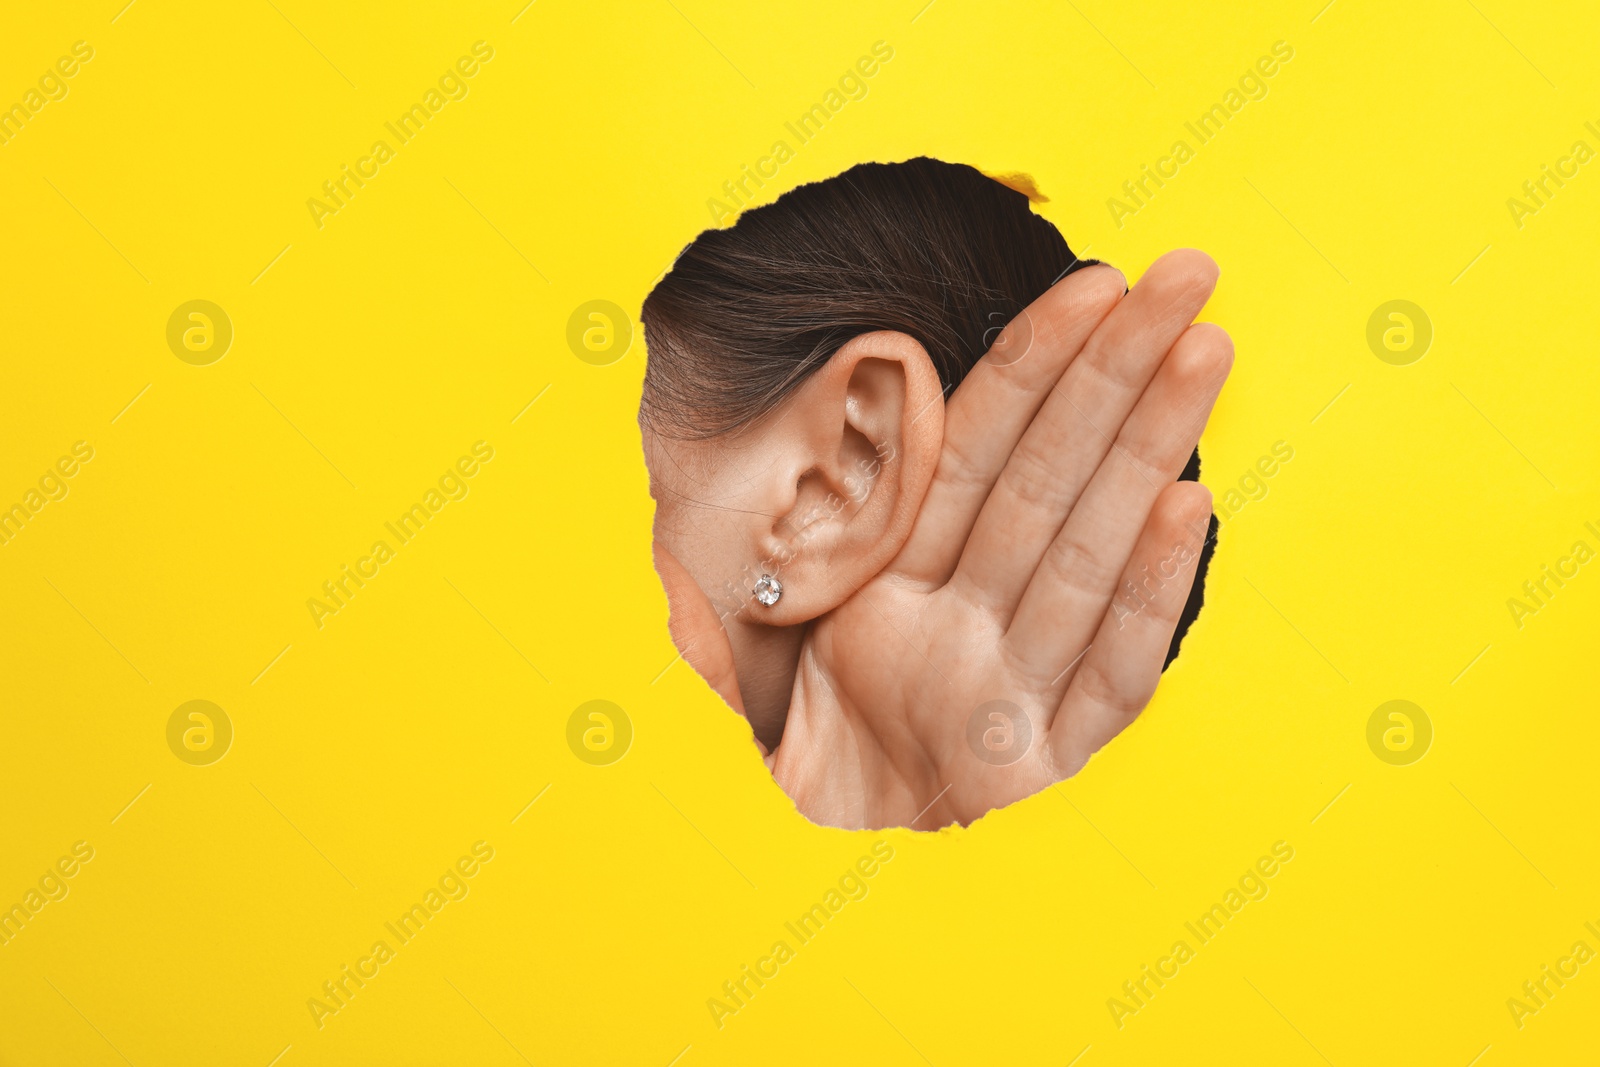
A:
745,330,944,624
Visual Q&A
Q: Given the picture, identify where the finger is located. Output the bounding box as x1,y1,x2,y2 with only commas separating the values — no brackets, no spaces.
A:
1007,321,1232,676
892,262,1126,586
1046,480,1213,778
949,249,1218,615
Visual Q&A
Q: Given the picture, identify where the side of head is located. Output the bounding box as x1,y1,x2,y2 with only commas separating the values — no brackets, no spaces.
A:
639,158,1093,649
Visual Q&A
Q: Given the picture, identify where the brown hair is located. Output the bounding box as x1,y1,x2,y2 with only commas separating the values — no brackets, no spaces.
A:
640,157,1212,663
640,157,1096,439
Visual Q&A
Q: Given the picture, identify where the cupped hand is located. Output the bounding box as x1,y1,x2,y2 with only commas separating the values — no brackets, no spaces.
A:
770,250,1233,830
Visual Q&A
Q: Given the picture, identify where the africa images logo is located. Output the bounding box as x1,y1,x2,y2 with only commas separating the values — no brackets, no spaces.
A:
305,42,496,229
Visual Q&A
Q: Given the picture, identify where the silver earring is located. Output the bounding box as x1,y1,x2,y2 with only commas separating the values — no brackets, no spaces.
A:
753,574,782,606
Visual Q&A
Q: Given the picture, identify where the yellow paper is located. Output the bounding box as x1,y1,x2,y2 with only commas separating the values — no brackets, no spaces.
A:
2,1,1596,1063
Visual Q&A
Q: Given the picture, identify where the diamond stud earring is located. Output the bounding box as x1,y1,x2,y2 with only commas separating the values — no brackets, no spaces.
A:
753,574,782,606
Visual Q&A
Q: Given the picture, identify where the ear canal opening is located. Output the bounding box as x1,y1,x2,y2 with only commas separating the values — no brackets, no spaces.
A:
1163,446,1217,670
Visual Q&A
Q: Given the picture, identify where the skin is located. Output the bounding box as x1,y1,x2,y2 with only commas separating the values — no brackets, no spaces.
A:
645,249,1232,830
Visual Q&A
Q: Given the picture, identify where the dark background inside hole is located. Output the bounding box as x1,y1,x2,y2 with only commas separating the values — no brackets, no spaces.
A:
1165,446,1217,669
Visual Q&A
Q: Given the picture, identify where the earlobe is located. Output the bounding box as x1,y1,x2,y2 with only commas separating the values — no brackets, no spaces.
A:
752,330,943,623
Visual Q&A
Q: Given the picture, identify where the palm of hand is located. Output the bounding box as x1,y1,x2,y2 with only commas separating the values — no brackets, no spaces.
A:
772,252,1231,830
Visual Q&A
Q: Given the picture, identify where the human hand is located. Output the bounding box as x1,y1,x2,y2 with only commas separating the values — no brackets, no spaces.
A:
768,250,1231,829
